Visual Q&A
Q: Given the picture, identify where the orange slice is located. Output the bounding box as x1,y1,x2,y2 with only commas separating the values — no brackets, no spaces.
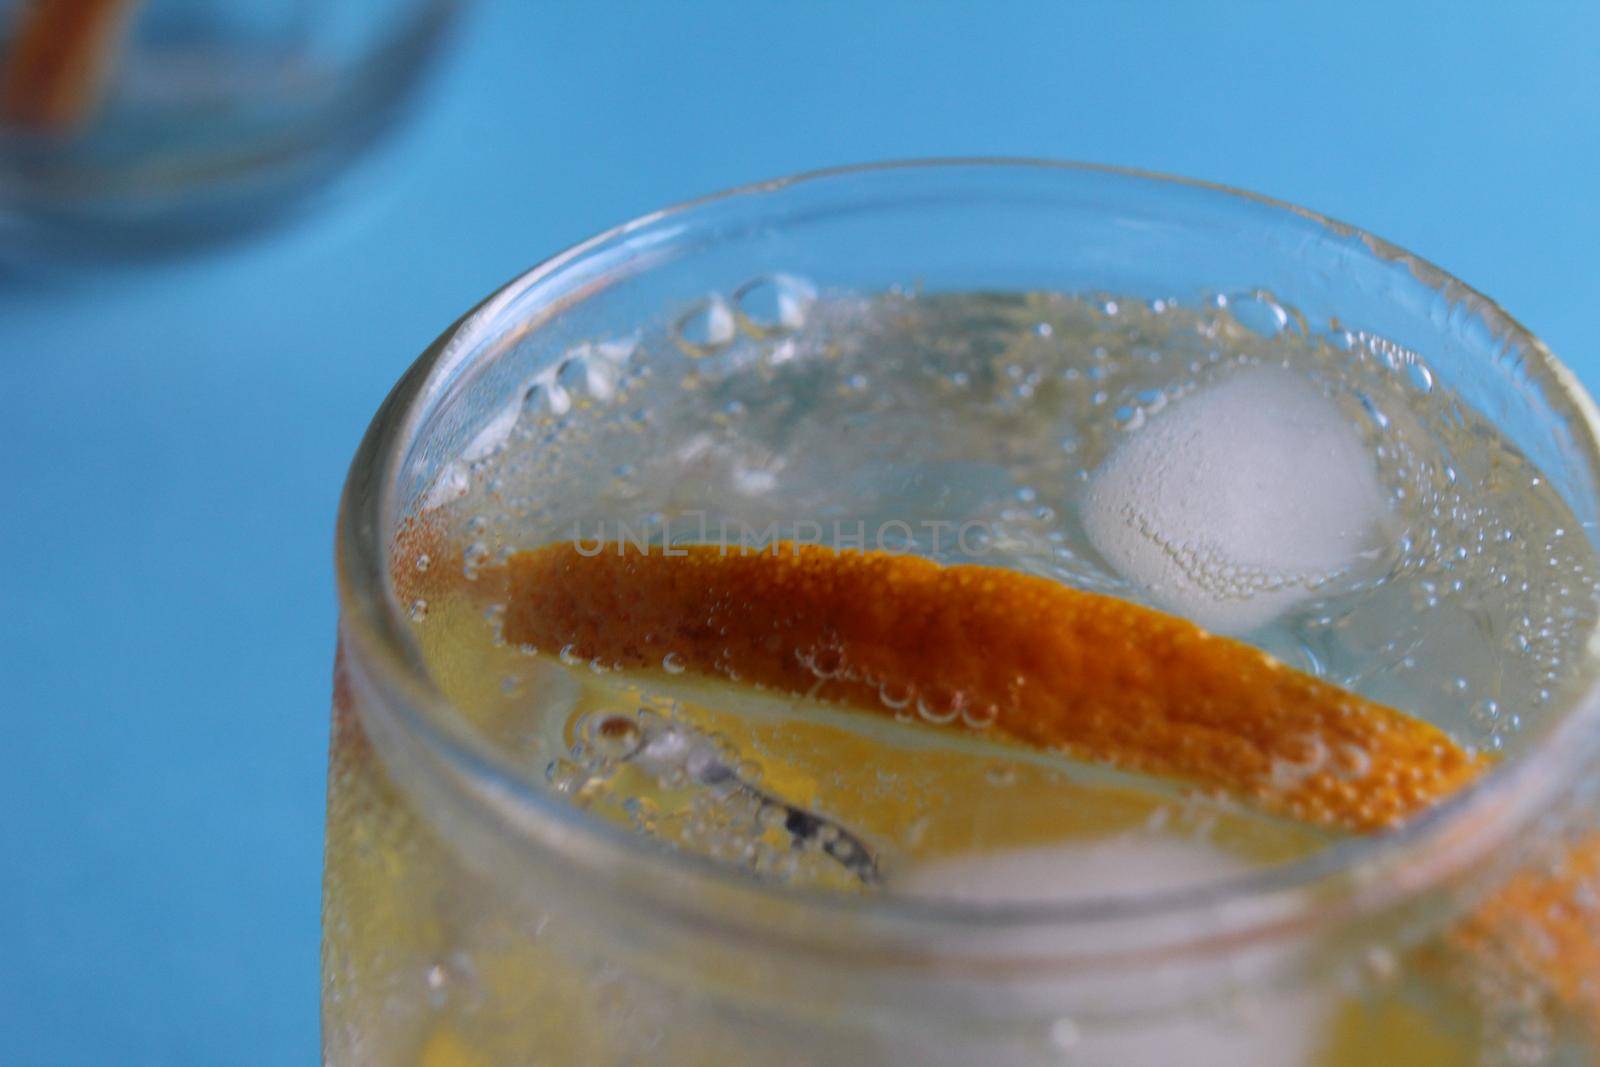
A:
3,0,136,129
1453,832,1600,1032
503,541,1482,831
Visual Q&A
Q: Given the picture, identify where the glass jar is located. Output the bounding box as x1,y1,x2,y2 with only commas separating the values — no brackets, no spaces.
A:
0,0,459,255
325,160,1600,1065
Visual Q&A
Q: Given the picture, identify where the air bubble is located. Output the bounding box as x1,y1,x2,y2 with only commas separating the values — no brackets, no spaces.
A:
984,763,1017,786
1405,360,1435,393
661,652,687,675
1229,291,1291,337
673,295,737,357
1470,699,1502,731
545,758,589,795
1363,945,1399,983
422,954,479,1010
560,338,636,403
1270,733,1329,789
587,713,644,760
877,681,913,710
799,645,846,679
1333,743,1373,781
733,274,816,336
522,378,572,417
916,688,966,725
623,795,659,831
555,356,591,403
1048,1018,1081,1050
408,598,428,622
463,541,490,570
962,703,1000,730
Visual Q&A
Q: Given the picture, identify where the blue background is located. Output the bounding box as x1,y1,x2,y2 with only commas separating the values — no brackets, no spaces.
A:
3,2,1598,1063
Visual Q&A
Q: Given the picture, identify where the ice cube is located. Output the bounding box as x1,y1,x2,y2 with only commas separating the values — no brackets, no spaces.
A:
894,837,1327,1067
897,835,1248,905
1083,368,1387,634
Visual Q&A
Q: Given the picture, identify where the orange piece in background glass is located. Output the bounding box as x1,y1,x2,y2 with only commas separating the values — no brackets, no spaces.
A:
3,0,136,129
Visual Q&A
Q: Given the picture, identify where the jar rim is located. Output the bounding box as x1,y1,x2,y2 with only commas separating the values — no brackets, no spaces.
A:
333,157,1600,964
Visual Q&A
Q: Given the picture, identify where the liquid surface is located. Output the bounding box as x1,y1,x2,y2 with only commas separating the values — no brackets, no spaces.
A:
401,289,1598,899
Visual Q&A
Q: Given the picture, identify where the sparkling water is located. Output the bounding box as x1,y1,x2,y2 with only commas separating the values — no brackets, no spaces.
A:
326,286,1600,1065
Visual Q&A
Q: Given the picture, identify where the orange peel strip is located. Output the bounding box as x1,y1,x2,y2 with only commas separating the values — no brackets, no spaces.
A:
504,541,1483,831
3,0,136,129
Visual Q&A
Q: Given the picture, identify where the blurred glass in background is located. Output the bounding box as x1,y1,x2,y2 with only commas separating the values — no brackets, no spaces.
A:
0,0,459,258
